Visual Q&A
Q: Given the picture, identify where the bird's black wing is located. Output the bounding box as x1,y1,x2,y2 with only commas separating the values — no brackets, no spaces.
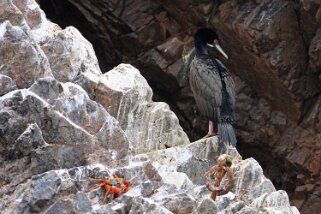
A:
214,59,237,146
190,57,222,122
216,59,235,113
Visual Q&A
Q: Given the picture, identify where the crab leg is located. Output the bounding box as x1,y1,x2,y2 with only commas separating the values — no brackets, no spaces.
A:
109,189,114,202
88,183,105,192
103,188,111,203
86,177,105,182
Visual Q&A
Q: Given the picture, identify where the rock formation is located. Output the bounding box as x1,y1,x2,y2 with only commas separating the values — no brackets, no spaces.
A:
0,0,304,213
37,0,321,212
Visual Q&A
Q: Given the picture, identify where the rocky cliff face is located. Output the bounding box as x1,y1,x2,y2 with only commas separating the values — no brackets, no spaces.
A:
37,0,321,213
0,0,300,213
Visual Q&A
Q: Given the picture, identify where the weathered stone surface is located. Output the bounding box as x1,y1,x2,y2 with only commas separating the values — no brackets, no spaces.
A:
0,90,93,146
0,74,17,96
132,137,297,213
0,86,130,198
0,20,53,88
1,136,298,214
152,190,196,214
234,158,275,204
29,77,130,162
136,137,239,193
229,201,246,213
193,198,218,214
41,26,102,82
0,0,54,89
12,0,45,30
15,123,46,156
0,164,183,213
252,191,300,214
124,196,173,214
76,64,190,155
0,0,26,27
1,137,296,213
16,0,63,46
30,78,110,135
0,89,92,166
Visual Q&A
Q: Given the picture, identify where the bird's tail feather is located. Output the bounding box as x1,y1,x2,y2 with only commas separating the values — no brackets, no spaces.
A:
218,123,236,147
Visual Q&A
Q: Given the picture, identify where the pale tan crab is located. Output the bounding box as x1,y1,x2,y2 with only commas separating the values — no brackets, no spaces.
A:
205,154,235,200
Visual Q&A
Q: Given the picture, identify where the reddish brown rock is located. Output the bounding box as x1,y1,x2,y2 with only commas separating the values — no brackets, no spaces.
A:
0,20,53,89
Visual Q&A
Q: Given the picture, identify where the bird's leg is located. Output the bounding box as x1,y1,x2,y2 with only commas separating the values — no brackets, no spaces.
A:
202,121,217,139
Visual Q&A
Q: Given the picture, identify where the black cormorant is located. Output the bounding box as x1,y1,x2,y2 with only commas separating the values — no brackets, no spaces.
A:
190,28,236,146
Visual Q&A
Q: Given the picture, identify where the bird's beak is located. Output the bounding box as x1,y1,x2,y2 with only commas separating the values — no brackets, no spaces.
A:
207,43,228,59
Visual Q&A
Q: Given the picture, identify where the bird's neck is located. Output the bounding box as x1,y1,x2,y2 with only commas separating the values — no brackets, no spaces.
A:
195,42,209,56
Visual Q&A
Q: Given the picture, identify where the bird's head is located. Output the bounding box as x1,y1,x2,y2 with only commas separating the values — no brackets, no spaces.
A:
194,28,228,59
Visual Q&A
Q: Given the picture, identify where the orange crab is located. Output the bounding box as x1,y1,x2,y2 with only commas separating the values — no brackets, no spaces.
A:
86,174,131,203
